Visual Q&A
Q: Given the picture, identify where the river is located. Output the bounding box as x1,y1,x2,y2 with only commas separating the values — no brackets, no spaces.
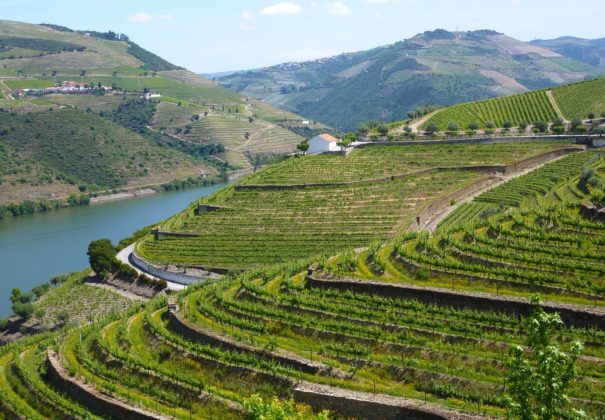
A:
0,184,226,318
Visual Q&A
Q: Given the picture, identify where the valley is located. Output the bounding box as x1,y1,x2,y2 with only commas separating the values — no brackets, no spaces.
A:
1,10,605,420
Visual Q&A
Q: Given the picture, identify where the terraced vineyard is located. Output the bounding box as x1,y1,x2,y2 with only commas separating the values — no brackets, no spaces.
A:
438,150,598,230
151,101,304,169
242,141,575,185
553,76,605,121
136,169,481,269
135,141,581,270
338,150,605,308
422,90,558,131
1,144,604,419
0,257,603,419
422,76,605,130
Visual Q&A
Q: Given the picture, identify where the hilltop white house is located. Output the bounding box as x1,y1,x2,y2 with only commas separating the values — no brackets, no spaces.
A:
307,134,341,154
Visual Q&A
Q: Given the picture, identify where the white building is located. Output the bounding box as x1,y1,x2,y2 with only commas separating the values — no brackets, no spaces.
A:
307,134,341,154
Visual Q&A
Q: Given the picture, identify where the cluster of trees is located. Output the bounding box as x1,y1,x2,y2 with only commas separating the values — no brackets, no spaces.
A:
87,238,167,288
6,274,68,320
0,37,85,54
0,194,90,220
426,116,603,135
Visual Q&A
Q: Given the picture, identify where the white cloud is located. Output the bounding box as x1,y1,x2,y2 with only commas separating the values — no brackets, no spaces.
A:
374,11,383,17
281,47,340,62
242,10,253,19
364,0,394,3
239,24,254,30
259,2,303,15
159,13,173,20
310,1,318,7
128,12,153,23
327,2,351,15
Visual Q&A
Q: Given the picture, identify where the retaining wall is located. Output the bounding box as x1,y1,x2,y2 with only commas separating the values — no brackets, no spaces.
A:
293,382,482,420
503,147,583,175
352,135,594,148
46,349,166,420
130,251,206,285
167,302,324,374
235,165,505,191
580,202,605,223
306,273,605,329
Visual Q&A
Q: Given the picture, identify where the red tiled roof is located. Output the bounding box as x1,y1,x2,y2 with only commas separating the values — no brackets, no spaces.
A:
318,133,339,143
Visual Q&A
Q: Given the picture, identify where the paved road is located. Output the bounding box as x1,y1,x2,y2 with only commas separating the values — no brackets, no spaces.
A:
116,244,185,291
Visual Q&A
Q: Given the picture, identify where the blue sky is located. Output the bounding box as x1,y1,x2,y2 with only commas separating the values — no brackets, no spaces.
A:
2,0,605,73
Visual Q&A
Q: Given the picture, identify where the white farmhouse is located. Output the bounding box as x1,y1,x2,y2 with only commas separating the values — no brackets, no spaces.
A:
307,134,341,154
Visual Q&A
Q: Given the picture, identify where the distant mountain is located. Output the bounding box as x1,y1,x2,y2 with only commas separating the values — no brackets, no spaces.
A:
530,37,605,67
215,29,603,131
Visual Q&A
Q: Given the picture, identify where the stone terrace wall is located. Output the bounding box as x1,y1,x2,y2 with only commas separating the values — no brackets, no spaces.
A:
293,382,483,420
131,251,206,285
353,135,593,148
46,349,166,420
306,273,605,329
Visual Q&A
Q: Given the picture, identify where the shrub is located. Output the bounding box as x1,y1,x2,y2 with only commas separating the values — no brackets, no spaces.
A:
12,301,34,319
0,318,7,331
415,267,431,280
32,283,51,299
56,310,69,323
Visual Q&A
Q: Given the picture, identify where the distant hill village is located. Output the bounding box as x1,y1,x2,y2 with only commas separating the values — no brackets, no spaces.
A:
14,81,161,100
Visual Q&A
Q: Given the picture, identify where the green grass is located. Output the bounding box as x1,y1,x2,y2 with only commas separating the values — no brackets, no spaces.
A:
3,79,54,89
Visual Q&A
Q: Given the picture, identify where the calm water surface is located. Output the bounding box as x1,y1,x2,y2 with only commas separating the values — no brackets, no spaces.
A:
0,184,226,317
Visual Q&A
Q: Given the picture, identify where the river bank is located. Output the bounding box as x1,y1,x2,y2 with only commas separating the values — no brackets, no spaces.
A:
0,182,228,317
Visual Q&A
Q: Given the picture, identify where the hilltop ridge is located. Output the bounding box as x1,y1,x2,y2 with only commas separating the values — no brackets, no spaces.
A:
214,29,603,130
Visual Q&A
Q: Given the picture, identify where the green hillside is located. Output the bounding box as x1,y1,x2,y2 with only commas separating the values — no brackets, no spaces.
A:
1,146,604,419
552,76,605,120
216,29,603,130
0,20,316,205
136,141,574,270
531,36,605,67
0,109,214,206
422,76,605,130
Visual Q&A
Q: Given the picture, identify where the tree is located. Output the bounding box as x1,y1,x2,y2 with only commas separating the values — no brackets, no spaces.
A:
534,120,548,133
468,121,479,131
447,122,459,132
296,142,309,154
503,120,513,130
484,120,495,129
518,121,528,130
425,122,439,135
552,117,565,127
505,298,585,419
570,119,582,131
87,239,118,278
244,394,329,420
588,112,595,120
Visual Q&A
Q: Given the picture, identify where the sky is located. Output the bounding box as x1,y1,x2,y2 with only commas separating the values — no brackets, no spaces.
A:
2,0,605,73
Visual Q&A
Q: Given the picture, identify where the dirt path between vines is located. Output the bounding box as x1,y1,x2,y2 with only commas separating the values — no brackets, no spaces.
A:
546,89,569,123
418,151,580,233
